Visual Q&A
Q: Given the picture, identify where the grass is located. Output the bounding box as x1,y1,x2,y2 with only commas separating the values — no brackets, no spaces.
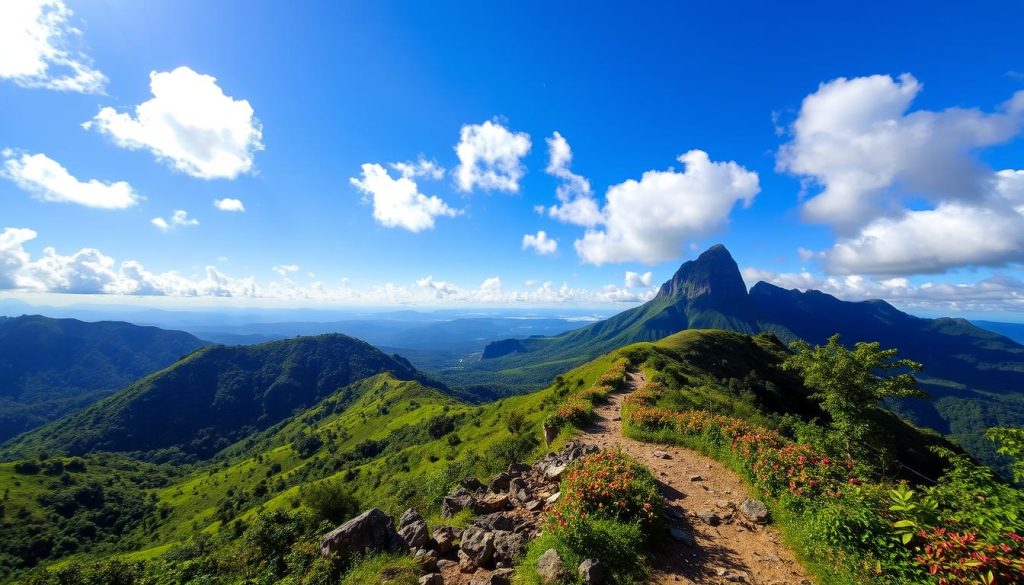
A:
338,553,422,585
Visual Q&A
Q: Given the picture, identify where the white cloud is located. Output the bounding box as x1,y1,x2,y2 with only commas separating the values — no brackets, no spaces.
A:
0,227,660,305
744,265,1024,314
390,157,445,180
574,150,760,265
522,231,558,255
85,67,263,180
0,0,106,93
454,120,531,192
214,197,245,212
2,151,139,209
778,73,1024,275
350,163,459,232
544,132,601,227
625,271,653,288
272,264,299,277
152,210,198,232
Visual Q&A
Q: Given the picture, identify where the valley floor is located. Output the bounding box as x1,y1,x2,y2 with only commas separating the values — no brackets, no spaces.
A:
581,372,811,585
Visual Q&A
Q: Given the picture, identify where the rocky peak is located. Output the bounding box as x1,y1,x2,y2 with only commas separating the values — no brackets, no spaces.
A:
655,244,749,302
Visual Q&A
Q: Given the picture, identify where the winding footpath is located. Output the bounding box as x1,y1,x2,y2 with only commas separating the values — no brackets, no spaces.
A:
579,372,812,585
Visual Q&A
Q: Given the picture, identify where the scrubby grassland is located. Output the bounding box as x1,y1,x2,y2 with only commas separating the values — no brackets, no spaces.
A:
2,345,632,583
618,330,1024,585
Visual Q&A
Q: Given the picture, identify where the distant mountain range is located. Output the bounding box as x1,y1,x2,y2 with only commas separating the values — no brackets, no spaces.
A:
2,334,438,462
476,244,1024,467
0,315,207,444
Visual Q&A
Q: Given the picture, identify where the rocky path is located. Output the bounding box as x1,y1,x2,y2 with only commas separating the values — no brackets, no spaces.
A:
580,372,812,585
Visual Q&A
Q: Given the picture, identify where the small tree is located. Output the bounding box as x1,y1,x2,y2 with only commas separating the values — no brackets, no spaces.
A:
303,481,359,525
783,334,926,460
986,426,1024,483
504,409,527,435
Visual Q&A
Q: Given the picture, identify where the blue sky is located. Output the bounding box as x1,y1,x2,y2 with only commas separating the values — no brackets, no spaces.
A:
2,1,1024,317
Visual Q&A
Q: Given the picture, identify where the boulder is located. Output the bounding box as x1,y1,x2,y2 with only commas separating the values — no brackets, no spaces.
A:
739,498,770,523
578,558,606,584
489,472,512,492
508,477,529,502
460,526,495,567
537,548,567,584
461,477,484,491
472,493,510,514
433,525,458,555
543,464,567,481
507,462,531,475
442,493,475,518
473,513,515,532
419,574,443,585
492,530,526,565
399,508,423,528
319,508,404,560
399,519,430,550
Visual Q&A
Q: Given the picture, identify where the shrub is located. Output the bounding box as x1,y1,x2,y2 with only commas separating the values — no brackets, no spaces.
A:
505,409,527,435
552,450,662,529
303,480,360,525
485,434,539,471
293,434,324,458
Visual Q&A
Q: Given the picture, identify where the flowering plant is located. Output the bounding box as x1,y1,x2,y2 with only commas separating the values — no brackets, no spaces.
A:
548,450,662,532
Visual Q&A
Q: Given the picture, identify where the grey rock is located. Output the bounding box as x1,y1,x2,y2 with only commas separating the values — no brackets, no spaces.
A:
697,509,721,526
578,558,606,584
398,518,430,550
432,525,458,555
419,574,443,585
739,498,770,523
461,476,483,491
442,493,475,518
473,513,514,532
652,450,670,459
537,548,567,584
319,508,404,560
544,464,567,481
492,530,526,565
460,526,495,567
399,507,423,528
689,474,704,482
669,526,696,546
507,462,531,475
472,493,510,514
545,491,561,504
489,472,512,492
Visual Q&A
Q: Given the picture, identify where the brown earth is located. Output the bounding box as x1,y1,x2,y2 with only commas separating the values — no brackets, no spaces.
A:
579,371,813,585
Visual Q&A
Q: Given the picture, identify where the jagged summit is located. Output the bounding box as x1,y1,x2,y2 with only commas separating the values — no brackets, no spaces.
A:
655,243,748,301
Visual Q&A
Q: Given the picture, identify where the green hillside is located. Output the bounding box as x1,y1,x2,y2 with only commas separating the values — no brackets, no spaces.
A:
1,334,434,463
0,315,207,444
462,245,1024,471
0,328,975,584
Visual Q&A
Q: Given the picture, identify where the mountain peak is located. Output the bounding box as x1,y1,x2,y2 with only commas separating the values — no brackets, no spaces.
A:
655,244,748,301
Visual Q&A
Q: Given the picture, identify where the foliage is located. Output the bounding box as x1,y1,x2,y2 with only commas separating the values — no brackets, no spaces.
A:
302,480,360,525
784,334,926,460
987,427,1024,483
504,409,527,434
338,552,421,585
551,450,662,527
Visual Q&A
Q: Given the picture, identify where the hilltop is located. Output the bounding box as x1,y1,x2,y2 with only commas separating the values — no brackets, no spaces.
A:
1,334,436,463
0,315,207,444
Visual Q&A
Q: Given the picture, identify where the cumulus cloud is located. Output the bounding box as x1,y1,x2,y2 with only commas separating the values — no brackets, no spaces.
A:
152,210,198,232
272,264,299,277
778,73,1024,275
85,67,263,180
2,150,139,209
0,227,659,305
744,265,1024,314
625,271,653,288
0,0,106,93
350,163,459,232
214,197,245,212
574,150,760,265
390,157,445,180
454,120,531,192
522,231,558,255
543,132,601,227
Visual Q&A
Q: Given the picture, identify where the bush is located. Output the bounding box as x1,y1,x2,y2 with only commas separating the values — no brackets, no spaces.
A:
485,434,539,471
552,450,662,529
293,434,324,458
303,480,360,525
505,409,527,435
518,518,648,585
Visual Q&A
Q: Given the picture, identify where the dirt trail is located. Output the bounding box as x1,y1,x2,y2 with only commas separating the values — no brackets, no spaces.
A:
580,371,812,585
